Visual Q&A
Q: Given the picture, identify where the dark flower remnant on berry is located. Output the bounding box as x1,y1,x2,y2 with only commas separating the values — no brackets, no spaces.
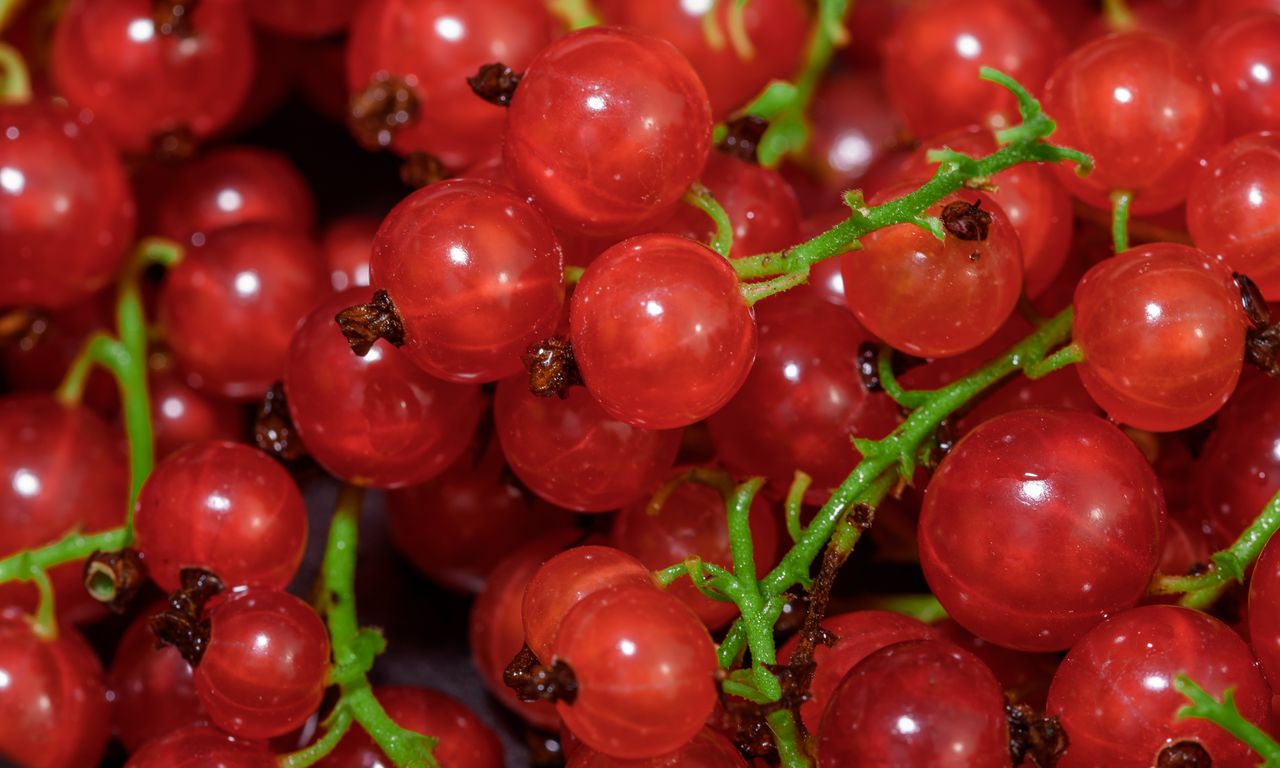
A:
524,336,583,398
336,289,406,357
941,198,993,241
467,62,523,107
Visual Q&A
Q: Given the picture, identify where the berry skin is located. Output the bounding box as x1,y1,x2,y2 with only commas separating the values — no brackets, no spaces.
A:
1197,12,1280,138
505,27,714,236
195,588,331,739
570,234,757,429
124,725,274,767
662,151,803,258
553,585,719,759
134,441,308,592
567,728,748,767
51,0,255,153
249,0,359,38
370,179,565,383
0,102,136,310
919,409,1166,651
1072,243,1247,431
1193,373,1280,545
323,214,378,291
1041,32,1224,214
1047,605,1271,767
149,363,244,460
1249,531,1280,690
286,288,486,489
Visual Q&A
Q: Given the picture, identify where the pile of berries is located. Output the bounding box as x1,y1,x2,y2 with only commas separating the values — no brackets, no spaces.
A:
5,0,1280,766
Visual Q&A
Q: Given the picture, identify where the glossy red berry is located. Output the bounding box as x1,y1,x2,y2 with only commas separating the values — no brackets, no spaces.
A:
1198,12,1280,138
134,441,308,591
554,585,718,759
505,27,714,236
900,126,1075,297
571,234,756,428
345,0,554,167
707,295,901,501
1073,243,1248,431
841,188,1023,357
323,214,378,291
0,610,110,768
778,611,940,732
816,639,1009,768
250,0,359,37
594,0,809,119
1047,605,1271,767
800,72,904,204
1187,131,1280,299
159,223,328,401
317,686,502,767
107,602,207,753
611,471,780,628
195,588,330,739
154,147,315,247
286,288,485,488
662,152,802,257
1042,32,1224,214
0,395,127,624
387,444,574,593
882,0,1064,138
1248,532,1280,689
523,546,656,662
494,377,682,512
150,363,244,460
370,179,565,383
920,409,1166,651
51,0,255,153
1193,374,1280,545
0,102,135,310
934,620,1060,709
568,728,747,767
124,726,274,768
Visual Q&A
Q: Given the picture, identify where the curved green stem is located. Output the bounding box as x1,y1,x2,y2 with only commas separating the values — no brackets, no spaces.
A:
563,265,584,286
1103,0,1135,31
278,706,354,768
876,345,932,409
0,529,129,584
683,182,734,259
784,471,812,543
1023,342,1083,379
1149,487,1280,609
1176,675,1280,766
29,568,57,640
1111,189,1133,253
546,0,599,29
0,42,31,103
848,593,949,624
768,709,811,768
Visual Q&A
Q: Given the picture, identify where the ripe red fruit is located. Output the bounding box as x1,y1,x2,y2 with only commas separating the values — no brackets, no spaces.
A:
494,378,682,512
841,188,1023,357
134,441,308,592
1073,243,1247,431
159,223,328,401
1197,11,1280,138
882,0,1064,138
0,395,127,623
249,0,359,38
51,0,255,153
571,234,757,429
1047,605,1271,767
1041,32,1224,214
149,364,244,460
125,725,274,767
0,610,110,768
1187,131,1280,299
523,546,656,663
800,71,904,203
286,288,485,488
920,410,1166,651
817,639,1009,767
370,179,565,383
568,728,747,767
505,27,714,235
195,588,330,739
346,0,554,167
316,686,503,767
322,214,378,291
1193,374,1280,545
1249,532,1280,690
553,585,718,759
0,102,136,310
662,152,803,257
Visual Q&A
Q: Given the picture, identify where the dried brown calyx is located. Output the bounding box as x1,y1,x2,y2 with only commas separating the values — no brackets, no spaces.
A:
400,152,449,189
83,549,147,613
719,115,769,164
857,342,882,392
1238,272,1280,378
153,0,198,37
941,198,993,241
1157,741,1213,768
151,124,197,163
0,307,48,349
524,336,583,398
503,645,578,704
350,73,420,150
1006,701,1069,768
149,567,224,666
336,289,406,357
467,62,523,107
255,381,305,461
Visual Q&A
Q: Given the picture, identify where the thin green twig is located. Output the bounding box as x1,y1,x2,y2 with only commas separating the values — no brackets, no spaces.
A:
683,182,735,259
1111,189,1133,253
1176,675,1280,766
0,42,30,103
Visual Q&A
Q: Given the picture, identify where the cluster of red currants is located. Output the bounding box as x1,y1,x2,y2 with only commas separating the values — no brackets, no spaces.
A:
6,0,1280,766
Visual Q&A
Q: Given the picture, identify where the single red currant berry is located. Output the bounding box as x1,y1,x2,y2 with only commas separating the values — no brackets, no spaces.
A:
1192,374,1280,545
323,214,378,291
250,0,359,38
1197,11,1280,138
568,728,747,767
125,725,274,767
1248,531,1280,690
661,152,803,257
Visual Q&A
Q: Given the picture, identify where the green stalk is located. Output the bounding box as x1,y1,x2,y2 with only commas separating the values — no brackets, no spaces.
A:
1176,676,1280,766
1111,189,1133,253
546,0,600,29
683,182,735,259
0,42,30,103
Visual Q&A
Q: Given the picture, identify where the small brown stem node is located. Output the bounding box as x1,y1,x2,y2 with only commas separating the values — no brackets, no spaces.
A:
148,567,224,667
83,549,146,613
503,645,579,704
719,115,769,164
254,381,305,461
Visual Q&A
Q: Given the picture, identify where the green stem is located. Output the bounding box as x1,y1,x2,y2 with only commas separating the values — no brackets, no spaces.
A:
0,529,129,584
1149,487,1280,609
877,345,932,409
768,709,812,768
683,182,734,259
29,568,57,640
784,471,812,543
563,265,585,286
0,42,31,103
849,593,949,624
1176,675,1280,766
321,485,439,768
1023,342,1083,379
278,706,354,768
829,472,894,555
1103,0,1135,31
1111,189,1132,253
546,0,600,29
